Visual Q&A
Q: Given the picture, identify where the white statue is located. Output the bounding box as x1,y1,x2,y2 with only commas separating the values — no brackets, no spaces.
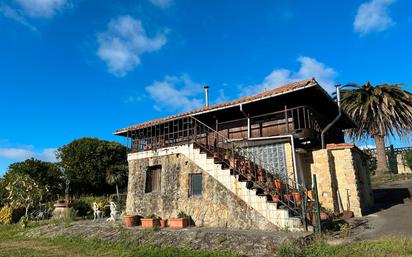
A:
92,202,103,220
106,202,118,222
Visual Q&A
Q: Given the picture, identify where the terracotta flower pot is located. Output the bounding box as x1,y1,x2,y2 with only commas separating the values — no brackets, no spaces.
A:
283,193,292,202
169,218,188,228
160,219,167,228
271,194,280,203
141,218,158,229
124,214,138,227
292,192,302,204
307,190,315,199
246,174,253,181
230,159,236,169
258,175,265,183
274,179,283,190
213,152,220,159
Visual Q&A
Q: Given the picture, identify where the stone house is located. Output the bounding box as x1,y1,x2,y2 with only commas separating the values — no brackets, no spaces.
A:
115,78,374,231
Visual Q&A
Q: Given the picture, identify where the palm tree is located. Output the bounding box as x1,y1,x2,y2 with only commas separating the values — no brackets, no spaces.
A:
106,165,128,200
340,82,412,177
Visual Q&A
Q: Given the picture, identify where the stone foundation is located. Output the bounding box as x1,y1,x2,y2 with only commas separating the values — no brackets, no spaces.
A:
126,153,279,231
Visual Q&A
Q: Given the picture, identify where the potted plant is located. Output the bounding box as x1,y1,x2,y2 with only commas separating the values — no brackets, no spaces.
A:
160,218,168,228
124,213,139,227
141,214,159,229
292,191,302,205
246,173,253,181
273,177,283,190
170,211,189,228
307,190,315,200
224,150,231,161
283,193,292,203
271,193,280,203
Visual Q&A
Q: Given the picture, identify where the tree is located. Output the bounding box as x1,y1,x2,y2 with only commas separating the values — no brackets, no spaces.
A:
5,173,47,217
106,164,128,200
5,158,64,199
340,82,412,176
0,178,6,207
57,137,127,195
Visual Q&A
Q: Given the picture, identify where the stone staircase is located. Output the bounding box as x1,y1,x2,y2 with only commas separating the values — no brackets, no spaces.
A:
128,143,304,231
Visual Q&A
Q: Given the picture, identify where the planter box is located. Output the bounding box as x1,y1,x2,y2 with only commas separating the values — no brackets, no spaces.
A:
124,214,139,227
141,218,158,228
169,218,188,228
160,219,167,228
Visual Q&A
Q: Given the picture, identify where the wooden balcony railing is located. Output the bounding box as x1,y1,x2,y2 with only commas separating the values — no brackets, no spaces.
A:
128,105,324,152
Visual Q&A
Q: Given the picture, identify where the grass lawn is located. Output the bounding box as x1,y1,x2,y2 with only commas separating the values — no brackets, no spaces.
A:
0,223,239,257
2,223,412,257
371,173,412,188
278,237,412,257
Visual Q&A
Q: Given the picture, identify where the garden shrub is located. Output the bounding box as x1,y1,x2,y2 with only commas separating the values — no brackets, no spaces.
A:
70,200,92,217
72,196,110,217
0,206,25,224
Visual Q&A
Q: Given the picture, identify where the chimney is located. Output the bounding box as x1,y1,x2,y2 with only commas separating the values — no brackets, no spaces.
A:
204,85,209,107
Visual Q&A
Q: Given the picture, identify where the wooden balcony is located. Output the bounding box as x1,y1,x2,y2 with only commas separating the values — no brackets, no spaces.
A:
128,105,329,153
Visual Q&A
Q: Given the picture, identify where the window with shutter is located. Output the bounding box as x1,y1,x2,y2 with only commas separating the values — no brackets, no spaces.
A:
145,165,161,193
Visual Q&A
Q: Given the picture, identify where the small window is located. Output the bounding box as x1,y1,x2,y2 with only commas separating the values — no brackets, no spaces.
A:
190,174,202,196
145,165,161,193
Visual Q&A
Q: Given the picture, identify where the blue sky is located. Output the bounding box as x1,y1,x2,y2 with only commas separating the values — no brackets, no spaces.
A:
0,0,411,175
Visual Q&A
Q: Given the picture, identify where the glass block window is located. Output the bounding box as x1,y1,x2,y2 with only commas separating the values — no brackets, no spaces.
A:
240,143,288,182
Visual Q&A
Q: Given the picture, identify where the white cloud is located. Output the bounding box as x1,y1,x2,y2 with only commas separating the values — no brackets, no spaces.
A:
0,148,34,159
39,148,58,162
241,56,337,96
0,0,70,30
0,4,36,31
149,0,172,8
354,0,395,35
15,0,69,18
97,15,167,77
145,75,204,112
0,147,57,162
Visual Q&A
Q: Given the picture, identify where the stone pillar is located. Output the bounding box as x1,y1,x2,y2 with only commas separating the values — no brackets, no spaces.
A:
310,144,374,217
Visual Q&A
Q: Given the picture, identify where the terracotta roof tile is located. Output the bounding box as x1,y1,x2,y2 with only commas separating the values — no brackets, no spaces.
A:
115,78,317,134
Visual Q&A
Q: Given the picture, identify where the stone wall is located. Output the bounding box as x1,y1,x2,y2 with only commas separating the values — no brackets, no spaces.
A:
126,153,278,231
310,144,374,216
397,154,412,174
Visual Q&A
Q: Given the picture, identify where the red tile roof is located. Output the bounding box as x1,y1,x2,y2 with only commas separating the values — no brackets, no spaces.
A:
115,78,318,134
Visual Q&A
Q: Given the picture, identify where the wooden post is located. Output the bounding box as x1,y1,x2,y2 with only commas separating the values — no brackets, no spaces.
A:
284,105,289,133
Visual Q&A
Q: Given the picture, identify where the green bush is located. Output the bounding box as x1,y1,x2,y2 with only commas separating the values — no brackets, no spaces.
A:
0,206,25,224
70,200,92,217
73,196,110,217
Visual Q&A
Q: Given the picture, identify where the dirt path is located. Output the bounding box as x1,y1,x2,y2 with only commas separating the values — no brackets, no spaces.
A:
353,178,412,240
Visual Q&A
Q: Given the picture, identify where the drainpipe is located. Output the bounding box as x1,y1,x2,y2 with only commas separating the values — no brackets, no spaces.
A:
321,85,342,149
248,135,299,189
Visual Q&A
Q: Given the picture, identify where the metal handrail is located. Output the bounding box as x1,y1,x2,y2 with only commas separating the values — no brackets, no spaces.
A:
188,116,309,219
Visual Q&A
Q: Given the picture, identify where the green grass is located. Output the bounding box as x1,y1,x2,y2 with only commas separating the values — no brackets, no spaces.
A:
3,223,412,257
277,237,412,257
0,223,239,257
371,173,412,188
